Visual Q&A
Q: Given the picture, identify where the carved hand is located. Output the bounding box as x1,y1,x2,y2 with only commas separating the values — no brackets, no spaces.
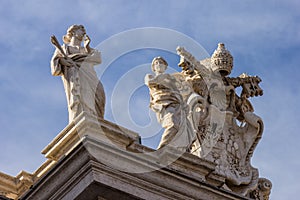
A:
84,35,91,52
59,57,77,67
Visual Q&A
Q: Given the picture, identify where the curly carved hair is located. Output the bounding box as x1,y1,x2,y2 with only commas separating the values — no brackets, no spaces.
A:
63,24,86,44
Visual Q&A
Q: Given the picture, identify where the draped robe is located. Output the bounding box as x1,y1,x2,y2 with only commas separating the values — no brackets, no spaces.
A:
51,44,105,122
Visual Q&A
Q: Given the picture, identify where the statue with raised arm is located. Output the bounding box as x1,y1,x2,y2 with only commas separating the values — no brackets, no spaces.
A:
50,25,105,123
176,44,271,197
145,57,194,151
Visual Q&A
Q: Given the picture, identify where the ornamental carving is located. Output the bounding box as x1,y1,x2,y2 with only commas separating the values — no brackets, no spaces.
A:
145,43,271,198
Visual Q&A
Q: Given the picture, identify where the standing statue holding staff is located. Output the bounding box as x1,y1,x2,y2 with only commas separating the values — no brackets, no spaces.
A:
50,25,105,122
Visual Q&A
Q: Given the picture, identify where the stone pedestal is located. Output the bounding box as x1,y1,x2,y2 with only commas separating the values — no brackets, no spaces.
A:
18,112,249,200
1,112,270,199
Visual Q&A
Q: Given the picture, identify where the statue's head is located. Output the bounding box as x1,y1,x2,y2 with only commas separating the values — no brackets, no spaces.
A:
63,24,86,44
211,43,233,77
151,57,168,74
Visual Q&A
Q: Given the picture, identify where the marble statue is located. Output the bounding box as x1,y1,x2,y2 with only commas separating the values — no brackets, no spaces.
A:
146,44,271,199
50,25,105,123
145,57,194,151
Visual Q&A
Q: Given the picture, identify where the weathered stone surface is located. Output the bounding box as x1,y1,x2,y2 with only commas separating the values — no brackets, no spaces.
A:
145,44,272,198
0,95,271,200
0,171,34,199
41,111,140,162
0,26,271,199
145,57,194,151
20,135,250,200
50,24,105,123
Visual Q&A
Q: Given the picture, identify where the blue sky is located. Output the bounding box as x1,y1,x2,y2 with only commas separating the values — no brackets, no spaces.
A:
0,0,299,199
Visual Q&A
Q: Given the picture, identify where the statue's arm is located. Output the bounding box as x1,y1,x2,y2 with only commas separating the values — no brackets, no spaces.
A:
85,49,102,65
144,74,155,86
50,49,64,76
51,45,78,76
83,35,101,65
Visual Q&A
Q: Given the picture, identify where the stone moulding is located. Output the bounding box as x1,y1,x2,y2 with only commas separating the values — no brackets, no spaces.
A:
17,110,249,199
1,108,270,200
0,103,271,200
20,135,250,200
0,171,34,199
0,111,141,200
41,111,141,161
